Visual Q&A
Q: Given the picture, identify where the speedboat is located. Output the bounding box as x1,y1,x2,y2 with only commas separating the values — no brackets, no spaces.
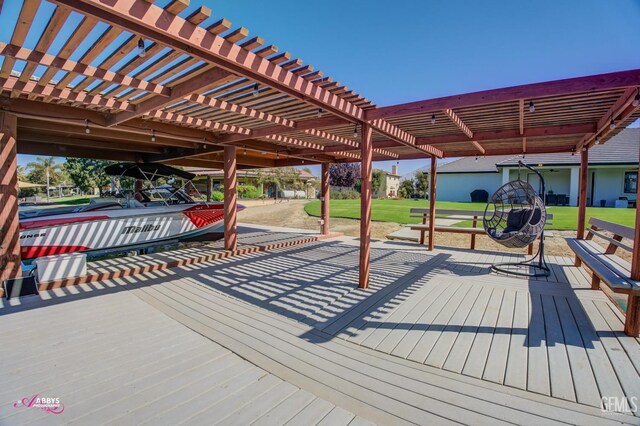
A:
19,163,243,260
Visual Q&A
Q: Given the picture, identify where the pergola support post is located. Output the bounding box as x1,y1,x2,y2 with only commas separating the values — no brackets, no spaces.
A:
575,147,588,266
224,146,238,251
359,123,373,289
627,145,640,336
428,156,437,251
321,162,330,235
205,176,212,202
0,112,21,282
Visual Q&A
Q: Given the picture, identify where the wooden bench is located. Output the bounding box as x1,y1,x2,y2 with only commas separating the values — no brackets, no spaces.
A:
566,217,640,336
408,208,552,254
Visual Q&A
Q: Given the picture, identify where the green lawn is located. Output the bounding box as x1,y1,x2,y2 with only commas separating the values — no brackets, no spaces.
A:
304,199,637,230
52,196,97,205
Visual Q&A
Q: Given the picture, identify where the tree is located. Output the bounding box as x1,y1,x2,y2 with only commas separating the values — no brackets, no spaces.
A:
26,157,63,201
399,178,415,198
64,158,114,194
329,163,360,188
414,171,429,198
372,169,387,197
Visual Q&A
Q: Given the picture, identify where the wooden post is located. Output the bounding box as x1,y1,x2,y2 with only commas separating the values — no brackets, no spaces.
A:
205,176,212,202
577,147,588,240
224,146,238,251
627,144,640,336
321,162,330,235
0,112,21,282
428,156,437,251
359,123,373,289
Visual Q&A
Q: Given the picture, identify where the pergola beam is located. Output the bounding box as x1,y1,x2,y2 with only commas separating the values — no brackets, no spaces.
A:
368,118,442,157
107,66,235,126
52,0,366,123
368,69,640,121
0,43,172,97
443,108,473,138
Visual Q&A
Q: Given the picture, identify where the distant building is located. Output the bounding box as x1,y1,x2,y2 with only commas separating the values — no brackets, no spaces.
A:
385,164,401,197
406,128,640,206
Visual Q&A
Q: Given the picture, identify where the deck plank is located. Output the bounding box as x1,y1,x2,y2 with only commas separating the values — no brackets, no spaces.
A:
482,289,516,384
462,287,503,379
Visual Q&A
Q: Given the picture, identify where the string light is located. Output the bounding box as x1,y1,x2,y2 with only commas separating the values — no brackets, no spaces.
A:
317,108,322,118
243,146,247,155
529,100,535,113
431,113,436,125
633,88,640,107
610,115,616,130
252,83,259,97
353,124,358,138
84,119,90,134
137,38,146,58
151,129,156,142
571,149,575,156
276,151,279,159
595,136,600,145
475,155,478,162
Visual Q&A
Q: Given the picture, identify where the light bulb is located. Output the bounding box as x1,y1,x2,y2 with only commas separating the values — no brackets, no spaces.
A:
529,100,535,113
252,83,259,97
353,125,358,138
137,38,146,58
84,120,90,134
151,130,156,142
610,118,616,130
431,113,436,125
317,108,322,118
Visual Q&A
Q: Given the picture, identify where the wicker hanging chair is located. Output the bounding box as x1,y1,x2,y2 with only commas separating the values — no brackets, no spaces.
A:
482,161,550,277
483,180,547,248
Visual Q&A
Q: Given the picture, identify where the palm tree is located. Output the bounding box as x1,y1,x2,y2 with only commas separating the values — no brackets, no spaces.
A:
26,157,62,202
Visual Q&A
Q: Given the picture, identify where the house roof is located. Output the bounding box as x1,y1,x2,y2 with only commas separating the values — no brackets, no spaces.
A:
497,128,640,167
405,128,640,176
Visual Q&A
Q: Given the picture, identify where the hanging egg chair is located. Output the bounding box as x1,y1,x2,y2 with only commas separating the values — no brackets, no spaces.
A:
483,161,550,277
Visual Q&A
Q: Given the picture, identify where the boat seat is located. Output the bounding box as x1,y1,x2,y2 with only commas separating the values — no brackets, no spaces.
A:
127,199,145,209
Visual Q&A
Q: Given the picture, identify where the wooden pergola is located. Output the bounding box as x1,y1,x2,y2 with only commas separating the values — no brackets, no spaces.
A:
1,0,640,329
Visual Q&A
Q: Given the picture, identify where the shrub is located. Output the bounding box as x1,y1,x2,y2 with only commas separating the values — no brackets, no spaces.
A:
242,188,262,199
210,191,224,202
330,190,360,200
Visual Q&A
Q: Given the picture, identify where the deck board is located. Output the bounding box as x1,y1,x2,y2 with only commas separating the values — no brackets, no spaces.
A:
2,226,640,423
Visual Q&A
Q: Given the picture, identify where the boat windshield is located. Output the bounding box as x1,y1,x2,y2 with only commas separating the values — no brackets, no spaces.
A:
139,186,194,206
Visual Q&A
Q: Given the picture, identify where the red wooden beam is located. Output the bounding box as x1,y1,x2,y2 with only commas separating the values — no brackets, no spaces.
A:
359,122,373,289
0,112,20,281
518,99,525,135
51,0,366,123
428,156,437,251
0,43,172,97
321,162,330,235
224,146,238,251
443,108,473,138
219,115,349,144
627,143,640,335
367,69,640,121
368,118,442,157
581,87,640,148
576,147,588,241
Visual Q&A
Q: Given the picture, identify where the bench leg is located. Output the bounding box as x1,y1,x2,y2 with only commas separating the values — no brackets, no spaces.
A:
591,274,601,290
624,294,640,337
419,230,425,245
470,234,476,250
574,256,582,267
527,243,533,256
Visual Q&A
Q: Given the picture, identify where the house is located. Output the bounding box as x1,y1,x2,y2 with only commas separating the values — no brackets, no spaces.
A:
187,167,318,198
407,128,640,206
385,164,401,197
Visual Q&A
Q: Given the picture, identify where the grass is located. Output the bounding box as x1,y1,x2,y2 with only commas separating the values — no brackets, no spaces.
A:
304,199,637,230
51,196,97,205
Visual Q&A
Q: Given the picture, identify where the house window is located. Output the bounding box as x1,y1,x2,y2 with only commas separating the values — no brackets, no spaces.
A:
624,171,637,194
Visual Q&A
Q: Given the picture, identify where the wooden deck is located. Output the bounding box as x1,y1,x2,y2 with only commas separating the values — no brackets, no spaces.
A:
1,225,640,424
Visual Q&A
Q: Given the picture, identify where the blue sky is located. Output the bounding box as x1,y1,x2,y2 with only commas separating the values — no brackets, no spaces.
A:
8,0,640,176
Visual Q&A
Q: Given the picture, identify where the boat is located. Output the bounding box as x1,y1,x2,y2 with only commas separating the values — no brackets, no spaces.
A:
18,163,243,260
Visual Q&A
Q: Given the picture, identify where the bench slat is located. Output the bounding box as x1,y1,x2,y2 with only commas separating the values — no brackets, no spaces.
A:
409,225,486,235
566,238,639,293
589,218,635,241
587,229,633,252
